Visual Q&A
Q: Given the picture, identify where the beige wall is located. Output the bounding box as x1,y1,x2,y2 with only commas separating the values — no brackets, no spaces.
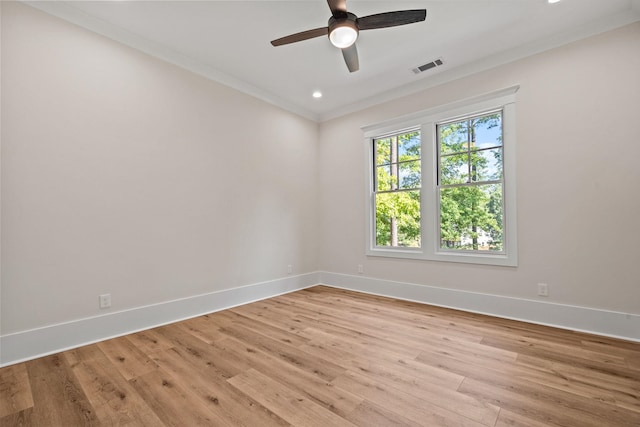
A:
1,2,319,334
318,22,640,314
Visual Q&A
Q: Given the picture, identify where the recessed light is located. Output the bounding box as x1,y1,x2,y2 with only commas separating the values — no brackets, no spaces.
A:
548,0,561,3
312,91,323,99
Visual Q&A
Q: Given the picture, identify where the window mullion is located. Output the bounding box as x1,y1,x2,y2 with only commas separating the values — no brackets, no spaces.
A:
467,119,472,184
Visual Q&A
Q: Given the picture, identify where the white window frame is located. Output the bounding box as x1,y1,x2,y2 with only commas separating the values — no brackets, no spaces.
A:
363,86,518,267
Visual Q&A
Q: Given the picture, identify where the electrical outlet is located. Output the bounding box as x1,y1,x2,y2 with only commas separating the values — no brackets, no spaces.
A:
357,264,364,274
287,265,292,274
99,293,111,309
537,283,549,297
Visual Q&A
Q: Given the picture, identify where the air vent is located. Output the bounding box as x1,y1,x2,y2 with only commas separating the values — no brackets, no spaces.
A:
412,58,444,74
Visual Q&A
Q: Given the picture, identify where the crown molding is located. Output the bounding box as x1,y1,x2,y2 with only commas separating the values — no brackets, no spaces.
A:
20,1,640,123
22,1,321,122
319,8,640,121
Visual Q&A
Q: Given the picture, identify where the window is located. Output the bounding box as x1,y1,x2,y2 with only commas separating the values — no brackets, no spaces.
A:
373,130,421,248
438,111,504,252
364,86,518,266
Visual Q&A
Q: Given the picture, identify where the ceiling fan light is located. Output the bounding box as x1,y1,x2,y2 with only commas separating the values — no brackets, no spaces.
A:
329,25,358,48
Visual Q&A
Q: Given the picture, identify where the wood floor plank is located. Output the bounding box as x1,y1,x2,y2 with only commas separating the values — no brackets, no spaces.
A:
63,344,109,367
300,324,467,387
25,354,100,426
331,369,488,427
338,356,500,425
97,336,158,381
296,287,488,339
125,328,175,356
494,408,560,427
210,321,346,381
512,358,618,404
229,302,308,336
481,333,629,371
344,400,424,427
0,407,33,426
152,346,290,427
216,336,363,418
0,364,33,418
515,354,640,414
418,347,640,426
216,309,310,347
128,367,232,427
66,346,165,426
286,321,466,392
457,371,640,427
299,334,464,395
154,323,249,379
278,292,439,336
228,368,356,427
355,357,465,391
271,296,486,354
0,363,33,418
281,308,486,381
301,325,423,361
581,336,640,359
169,315,227,344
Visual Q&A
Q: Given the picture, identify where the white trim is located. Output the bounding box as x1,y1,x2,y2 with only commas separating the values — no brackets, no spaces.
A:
318,272,640,343
2,270,638,366
24,2,640,123
429,102,518,266
363,86,519,136
0,1,3,368
321,10,640,122
364,87,518,266
0,272,319,367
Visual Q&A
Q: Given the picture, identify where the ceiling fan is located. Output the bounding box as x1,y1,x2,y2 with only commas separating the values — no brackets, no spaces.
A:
271,0,427,73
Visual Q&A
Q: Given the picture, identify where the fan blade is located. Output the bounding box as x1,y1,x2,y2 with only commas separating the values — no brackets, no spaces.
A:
357,9,426,31
271,27,328,46
341,44,359,73
327,0,347,17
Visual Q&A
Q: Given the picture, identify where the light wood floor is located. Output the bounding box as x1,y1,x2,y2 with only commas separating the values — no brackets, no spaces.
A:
1,286,639,426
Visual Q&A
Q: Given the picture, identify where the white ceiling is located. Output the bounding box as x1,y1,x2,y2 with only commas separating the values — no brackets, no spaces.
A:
26,0,640,122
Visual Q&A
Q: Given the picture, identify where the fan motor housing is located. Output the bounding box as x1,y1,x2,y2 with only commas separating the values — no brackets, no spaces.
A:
328,12,359,37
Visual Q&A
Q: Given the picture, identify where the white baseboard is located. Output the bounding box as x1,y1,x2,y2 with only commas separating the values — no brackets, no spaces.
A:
0,272,320,367
3,270,637,366
318,271,640,343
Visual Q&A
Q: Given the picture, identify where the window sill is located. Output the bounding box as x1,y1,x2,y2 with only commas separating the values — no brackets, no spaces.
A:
367,247,518,267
